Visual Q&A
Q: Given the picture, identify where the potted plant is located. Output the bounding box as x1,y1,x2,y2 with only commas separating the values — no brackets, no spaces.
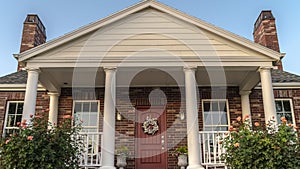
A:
174,146,188,169
116,145,129,169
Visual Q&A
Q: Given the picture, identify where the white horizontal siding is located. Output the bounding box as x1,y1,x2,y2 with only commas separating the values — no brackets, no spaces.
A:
32,8,273,64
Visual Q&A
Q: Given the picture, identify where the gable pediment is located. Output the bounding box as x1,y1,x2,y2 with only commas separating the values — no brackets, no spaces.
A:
18,1,283,68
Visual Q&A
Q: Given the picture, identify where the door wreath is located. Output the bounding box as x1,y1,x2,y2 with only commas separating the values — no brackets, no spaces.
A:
142,116,159,135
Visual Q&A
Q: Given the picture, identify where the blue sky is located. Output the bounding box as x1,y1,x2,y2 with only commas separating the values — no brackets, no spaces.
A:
0,0,299,77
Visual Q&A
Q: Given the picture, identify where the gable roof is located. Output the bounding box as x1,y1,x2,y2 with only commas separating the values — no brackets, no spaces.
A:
17,0,284,62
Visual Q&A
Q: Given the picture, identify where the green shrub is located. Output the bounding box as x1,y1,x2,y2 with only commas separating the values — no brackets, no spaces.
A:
221,116,300,169
0,113,82,169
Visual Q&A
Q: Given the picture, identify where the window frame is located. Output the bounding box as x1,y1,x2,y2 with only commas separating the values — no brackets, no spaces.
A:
72,100,100,133
275,98,295,125
72,100,100,155
201,99,230,131
3,101,24,136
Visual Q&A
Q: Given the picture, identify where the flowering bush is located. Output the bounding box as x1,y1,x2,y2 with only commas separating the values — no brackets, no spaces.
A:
173,145,188,157
0,114,82,169
221,115,300,169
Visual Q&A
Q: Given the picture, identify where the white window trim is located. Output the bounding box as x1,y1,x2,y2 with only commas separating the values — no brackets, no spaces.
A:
275,98,296,125
201,99,230,131
3,101,24,136
73,100,100,155
72,100,100,132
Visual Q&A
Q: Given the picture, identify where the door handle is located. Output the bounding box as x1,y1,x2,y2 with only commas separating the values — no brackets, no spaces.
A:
161,136,165,149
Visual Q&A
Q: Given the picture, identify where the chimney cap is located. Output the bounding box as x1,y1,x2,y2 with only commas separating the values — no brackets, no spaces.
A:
24,14,46,35
254,10,275,32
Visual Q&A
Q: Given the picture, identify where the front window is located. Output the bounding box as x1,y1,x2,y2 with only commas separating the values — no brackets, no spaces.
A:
275,99,295,124
73,101,99,133
4,101,24,136
202,100,229,131
73,101,100,155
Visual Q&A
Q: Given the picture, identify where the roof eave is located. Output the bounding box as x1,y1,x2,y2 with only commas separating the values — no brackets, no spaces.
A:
0,84,46,91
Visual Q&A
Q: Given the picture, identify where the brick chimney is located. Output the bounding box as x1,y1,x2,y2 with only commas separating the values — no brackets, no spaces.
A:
253,10,283,70
18,14,46,71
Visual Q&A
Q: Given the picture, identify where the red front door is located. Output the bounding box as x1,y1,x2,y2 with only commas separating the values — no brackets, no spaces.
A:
135,107,167,169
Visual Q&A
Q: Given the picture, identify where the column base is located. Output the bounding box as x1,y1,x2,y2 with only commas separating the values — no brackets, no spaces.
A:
100,166,116,169
187,164,205,169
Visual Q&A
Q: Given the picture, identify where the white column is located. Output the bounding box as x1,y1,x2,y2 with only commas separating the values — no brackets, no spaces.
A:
259,67,277,124
240,90,252,123
48,92,59,126
100,67,117,169
22,68,40,121
184,67,204,169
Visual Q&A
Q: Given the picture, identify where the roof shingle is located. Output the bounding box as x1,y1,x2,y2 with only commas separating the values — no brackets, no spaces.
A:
0,71,27,84
271,69,300,83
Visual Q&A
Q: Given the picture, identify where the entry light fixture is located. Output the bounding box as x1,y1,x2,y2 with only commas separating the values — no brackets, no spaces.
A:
117,112,122,121
179,111,185,120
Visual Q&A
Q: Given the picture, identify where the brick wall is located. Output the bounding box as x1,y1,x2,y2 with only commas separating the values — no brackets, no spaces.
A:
58,87,242,168
0,86,298,168
0,91,49,133
251,89,300,134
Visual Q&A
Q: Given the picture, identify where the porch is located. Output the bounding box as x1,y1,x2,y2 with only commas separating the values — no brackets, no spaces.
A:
21,65,278,169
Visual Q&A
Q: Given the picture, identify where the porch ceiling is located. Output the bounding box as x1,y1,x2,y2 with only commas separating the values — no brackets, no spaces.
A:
38,66,259,93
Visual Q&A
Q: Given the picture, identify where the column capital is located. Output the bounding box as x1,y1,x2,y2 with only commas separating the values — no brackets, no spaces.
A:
239,90,252,96
183,66,197,72
103,67,117,72
258,66,275,72
47,92,60,97
25,67,41,73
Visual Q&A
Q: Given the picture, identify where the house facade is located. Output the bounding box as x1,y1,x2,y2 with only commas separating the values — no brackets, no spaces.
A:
0,1,299,169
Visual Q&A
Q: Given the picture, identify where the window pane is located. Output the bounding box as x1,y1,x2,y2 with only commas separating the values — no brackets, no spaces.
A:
204,127,214,131
283,101,291,111
220,112,228,125
276,113,282,123
219,101,227,112
16,115,22,125
211,101,218,111
204,113,213,125
5,129,18,136
285,113,293,123
7,115,15,127
83,102,90,112
8,103,16,115
90,102,98,112
203,102,210,112
81,114,89,126
74,101,99,132
17,103,23,115
218,126,228,131
203,100,228,131
89,113,97,126
275,101,282,112
74,103,82,113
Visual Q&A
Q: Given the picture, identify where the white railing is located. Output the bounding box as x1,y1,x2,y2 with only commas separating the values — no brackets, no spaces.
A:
78,132,103,168
199,131,228,168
